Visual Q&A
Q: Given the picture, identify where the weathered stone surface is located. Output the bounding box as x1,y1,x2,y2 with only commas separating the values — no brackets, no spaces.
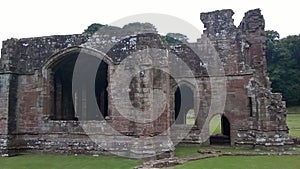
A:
0,8,293,158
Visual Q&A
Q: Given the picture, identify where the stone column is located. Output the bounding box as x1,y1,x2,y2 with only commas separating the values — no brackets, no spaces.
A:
0,73,18,156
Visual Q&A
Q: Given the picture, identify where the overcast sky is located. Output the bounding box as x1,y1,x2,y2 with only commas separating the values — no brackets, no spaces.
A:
0,0,299,54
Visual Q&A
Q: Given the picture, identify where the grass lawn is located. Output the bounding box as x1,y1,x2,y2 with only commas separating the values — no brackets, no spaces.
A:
174,146,256,158
0,155,142,169
1,107,299,169
287,106,300,137
175,146,202,158
174,156,300,169
186,109,196,125
209,115,221,135
287,114,300,137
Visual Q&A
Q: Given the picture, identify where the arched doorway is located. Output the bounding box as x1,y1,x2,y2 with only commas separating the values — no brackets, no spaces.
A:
209,114,230,145
174,84,195,124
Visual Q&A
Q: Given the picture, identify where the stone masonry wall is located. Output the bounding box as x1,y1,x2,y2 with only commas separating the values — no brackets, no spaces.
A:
0,8,293,157
0,74,10,156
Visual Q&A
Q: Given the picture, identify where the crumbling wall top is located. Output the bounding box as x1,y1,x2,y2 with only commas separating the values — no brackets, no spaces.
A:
239,8,265,33
0,34,88,74
200,9,236,36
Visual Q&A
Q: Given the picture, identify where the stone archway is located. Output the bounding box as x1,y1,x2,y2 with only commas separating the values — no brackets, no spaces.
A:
209,114,231,145
43,47,111,121
174,84,195,124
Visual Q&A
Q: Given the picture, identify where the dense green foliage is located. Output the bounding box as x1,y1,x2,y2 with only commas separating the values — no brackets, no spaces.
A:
83,23,105,34
161,35,182,44
266,31,300,106
122,22,157,32
164,33,188,43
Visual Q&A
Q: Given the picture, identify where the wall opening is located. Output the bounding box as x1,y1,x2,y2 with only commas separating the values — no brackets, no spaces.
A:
248,97,253,117
50,52,109,121
209,114,230,145
94,61,108,120
174,84,194,124
52,54,77,120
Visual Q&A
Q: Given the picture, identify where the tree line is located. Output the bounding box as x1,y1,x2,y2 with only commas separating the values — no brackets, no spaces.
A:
266,31,300,106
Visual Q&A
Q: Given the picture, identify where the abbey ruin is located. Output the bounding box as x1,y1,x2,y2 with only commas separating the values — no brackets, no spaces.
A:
0,9,293,158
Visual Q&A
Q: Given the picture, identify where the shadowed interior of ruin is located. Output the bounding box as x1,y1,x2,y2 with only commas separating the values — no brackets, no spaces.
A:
52,54,77,120
175,84,194,124
51,53,108,121
210,115,231,145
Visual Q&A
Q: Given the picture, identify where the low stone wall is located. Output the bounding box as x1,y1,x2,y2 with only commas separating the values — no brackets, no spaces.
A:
0,136,8,156
292,137,300,145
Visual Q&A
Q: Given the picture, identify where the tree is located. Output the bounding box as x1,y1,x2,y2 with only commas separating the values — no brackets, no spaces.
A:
266,30,300,106
83,23,105,34
122,22,157,33
266,30,280,63
166,33,188,43
161,33,189,45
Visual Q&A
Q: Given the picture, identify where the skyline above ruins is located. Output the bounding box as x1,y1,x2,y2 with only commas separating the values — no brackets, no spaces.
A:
0,0,298,44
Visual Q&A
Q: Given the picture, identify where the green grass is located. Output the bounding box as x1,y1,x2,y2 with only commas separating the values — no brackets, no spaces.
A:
287,106,300,137
0,155,142,169
175,146,202,158
287,113,300,137
186,118,195,125
186,109,196,125
174,146,255,158
174,156,300,169
209,115,221,135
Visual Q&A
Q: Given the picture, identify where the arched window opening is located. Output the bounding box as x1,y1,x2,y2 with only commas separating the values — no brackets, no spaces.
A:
51,52,109,121
174,84,194,124
52,54,77,120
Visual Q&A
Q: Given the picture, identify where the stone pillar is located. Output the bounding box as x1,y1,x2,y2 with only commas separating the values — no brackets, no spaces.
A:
0,73,15,156
238,9,267,86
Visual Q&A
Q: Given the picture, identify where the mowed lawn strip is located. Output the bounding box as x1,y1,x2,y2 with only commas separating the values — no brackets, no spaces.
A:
0,155,142,169
287,106,300,137
174,155,300,169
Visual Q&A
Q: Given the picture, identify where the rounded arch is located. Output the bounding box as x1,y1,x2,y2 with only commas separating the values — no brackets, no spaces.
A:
171,80,196,94
209,113,231,145
174,83,195,125
42,46,111,121
42,46,114,73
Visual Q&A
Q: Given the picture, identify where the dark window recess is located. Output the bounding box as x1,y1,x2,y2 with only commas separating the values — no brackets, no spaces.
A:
174,84,194,124
248,97,253,117
52,54,77,120
51,53,109,121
